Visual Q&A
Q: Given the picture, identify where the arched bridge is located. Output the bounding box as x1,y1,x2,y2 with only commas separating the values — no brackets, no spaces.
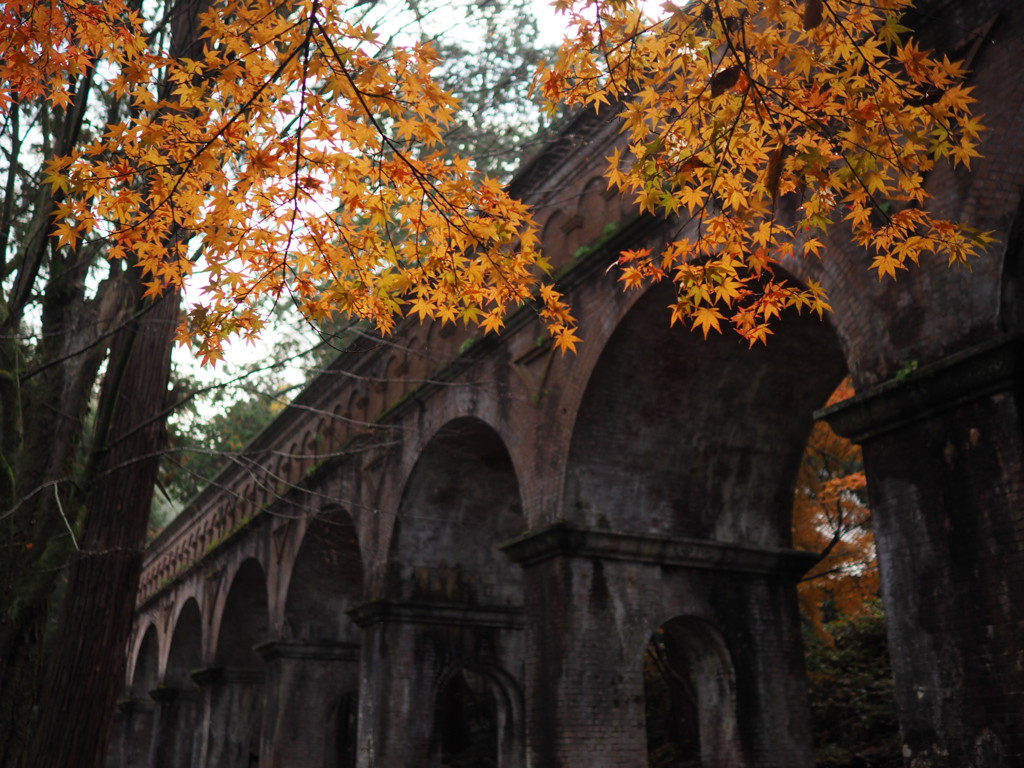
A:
110,2,1024,766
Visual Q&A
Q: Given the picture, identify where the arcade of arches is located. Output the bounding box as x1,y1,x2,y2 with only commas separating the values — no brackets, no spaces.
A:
112,2,1023,765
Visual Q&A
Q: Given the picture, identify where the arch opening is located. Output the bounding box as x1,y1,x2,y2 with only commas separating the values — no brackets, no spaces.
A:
435,668,499,768
166,598,202,689
388,417,525,606
210,558,268,768
268,507,364,768
564,278,848,545
432,664,523,768
284,505,363,642
216,558,269,669
367,417,526,767
644,617,740,768
130,624,160,699
557,279,847,765
330,690,359,768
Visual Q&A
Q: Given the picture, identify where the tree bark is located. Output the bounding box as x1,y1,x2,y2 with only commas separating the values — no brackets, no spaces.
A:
27,286,179,768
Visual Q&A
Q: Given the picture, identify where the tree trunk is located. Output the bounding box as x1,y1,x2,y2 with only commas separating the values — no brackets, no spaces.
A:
27,287,180,768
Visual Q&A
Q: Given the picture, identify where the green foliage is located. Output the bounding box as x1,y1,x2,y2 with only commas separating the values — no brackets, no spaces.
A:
642,604,899,766
155,374,290,521
804,604,902,768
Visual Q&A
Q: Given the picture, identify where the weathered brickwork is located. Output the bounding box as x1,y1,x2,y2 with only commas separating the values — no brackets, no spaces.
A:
111,3,1023,766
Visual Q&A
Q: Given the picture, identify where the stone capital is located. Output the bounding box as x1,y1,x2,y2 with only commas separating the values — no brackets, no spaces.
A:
347,600,523,629
254,639,360,662
189,666,264,686
818,334,1022,444
499,522,819,577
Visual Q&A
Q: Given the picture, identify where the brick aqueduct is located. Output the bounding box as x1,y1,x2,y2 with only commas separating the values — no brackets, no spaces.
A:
109,2,1023,766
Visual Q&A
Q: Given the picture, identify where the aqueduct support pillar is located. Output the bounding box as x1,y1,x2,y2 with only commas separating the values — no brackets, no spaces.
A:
148,688,200,768
256,641,361,768
824,336,1024,767
503,524,817,768
105,699,154,768
192,667,264,768
349,601,524,768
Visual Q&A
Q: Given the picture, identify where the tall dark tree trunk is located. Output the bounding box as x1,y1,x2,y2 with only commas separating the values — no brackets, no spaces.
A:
27,286,179,768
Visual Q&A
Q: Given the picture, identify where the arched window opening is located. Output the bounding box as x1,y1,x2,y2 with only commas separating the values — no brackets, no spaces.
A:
332,690,358,768
435,668,498,768
645,629,700,768
643,618,740,768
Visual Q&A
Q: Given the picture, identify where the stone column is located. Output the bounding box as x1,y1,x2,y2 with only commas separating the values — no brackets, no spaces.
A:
255,640,361,768
105,698,155,768
823,336,1024,767
192,667,265,768
348,601,524,768
148,688,201,768
502,524,818,768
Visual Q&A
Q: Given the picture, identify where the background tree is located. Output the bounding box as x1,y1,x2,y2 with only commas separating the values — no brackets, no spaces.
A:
151,0,559,526
791,380,899,767
406,0,561,177
794,378,878,634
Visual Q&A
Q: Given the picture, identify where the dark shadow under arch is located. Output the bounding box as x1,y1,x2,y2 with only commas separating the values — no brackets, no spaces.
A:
388,417,525,606
284,505,363,642
216,558,268,668
433,662,525,768
645,617,741,768
130,624,160,699
166,598,202,688
564,279,848,546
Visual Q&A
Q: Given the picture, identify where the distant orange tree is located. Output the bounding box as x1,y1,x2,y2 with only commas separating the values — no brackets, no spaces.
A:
793,379,878,633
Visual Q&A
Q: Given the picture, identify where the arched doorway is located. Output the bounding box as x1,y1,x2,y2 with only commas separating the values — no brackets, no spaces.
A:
151,599,202,768
355,418,526,767
203,559,268,768
643,617,740,768
111,624,159,767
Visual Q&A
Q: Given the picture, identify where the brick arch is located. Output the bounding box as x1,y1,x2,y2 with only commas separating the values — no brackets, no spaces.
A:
282,440,300,488
347,385,368,428
327,402,346,450
128,623,160,697
643,615,743,767
377,352,399,404
226,492,246,529
431,659,525,768
384,416,526,606
561,277,847,544
540,209,571,260
302,426,317,463
574,175,613,247
282,505,364,642
212,557,270,669
165,597,203,687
